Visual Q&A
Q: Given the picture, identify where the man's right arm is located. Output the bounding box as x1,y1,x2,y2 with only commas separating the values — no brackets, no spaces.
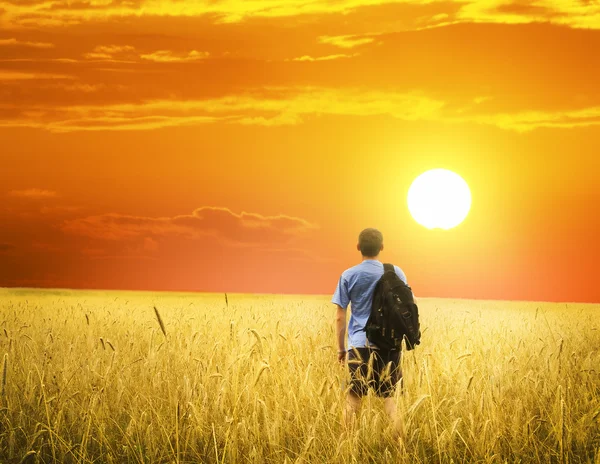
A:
395,265,417,303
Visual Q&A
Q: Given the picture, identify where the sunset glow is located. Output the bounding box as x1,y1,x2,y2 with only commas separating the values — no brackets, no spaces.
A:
1,1,599,302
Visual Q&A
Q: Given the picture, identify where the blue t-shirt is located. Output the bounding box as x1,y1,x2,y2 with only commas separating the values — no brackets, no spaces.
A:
332,260,408,348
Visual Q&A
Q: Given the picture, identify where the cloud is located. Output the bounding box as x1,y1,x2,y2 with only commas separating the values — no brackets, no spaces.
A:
62,206,318,246
140,50,210,62
468,106,600,133
0,71,73,81
318,35,376,48
0,87,445,131
0,1,412,26
91,45,135,54
0,58,81,64
1,85,599,133
2,0,599,29
291,53,356,62
8,188,59,199
0,38,54,48
83,44,136,61
83,45,209,63
454,1,600,29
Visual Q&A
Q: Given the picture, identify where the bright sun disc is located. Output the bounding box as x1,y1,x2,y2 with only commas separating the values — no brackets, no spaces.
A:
407,169,471,230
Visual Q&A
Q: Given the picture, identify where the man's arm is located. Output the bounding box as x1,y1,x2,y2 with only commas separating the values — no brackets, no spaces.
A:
335,304,347,362
332,273,350,363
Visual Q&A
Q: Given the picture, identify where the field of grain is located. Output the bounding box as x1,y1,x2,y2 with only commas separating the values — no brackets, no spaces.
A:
0,288,598,463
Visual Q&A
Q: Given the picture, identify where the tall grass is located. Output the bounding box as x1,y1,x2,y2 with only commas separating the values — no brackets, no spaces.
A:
0,289,598,463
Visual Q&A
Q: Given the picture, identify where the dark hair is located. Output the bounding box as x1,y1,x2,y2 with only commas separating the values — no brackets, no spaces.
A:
358,228,383,257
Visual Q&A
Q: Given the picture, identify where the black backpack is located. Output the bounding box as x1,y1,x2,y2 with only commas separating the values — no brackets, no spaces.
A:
365,263,421,351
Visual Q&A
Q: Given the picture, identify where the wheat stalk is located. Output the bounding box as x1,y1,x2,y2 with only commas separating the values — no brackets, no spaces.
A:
153,306,167,338
1,353,7,402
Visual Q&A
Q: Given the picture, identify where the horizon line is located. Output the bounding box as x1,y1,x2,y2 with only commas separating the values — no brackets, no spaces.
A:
1,286,598,306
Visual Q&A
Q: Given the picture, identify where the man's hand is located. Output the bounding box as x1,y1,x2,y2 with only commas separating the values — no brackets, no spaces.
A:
337,350,346,364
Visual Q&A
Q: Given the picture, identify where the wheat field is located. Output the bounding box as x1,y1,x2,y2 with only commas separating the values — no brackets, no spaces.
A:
0,288,598,463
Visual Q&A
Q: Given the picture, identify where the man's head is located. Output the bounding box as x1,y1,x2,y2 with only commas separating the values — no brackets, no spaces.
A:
357,228,384,257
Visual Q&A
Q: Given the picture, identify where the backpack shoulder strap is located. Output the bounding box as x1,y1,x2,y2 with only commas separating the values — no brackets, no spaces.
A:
383,263,394,274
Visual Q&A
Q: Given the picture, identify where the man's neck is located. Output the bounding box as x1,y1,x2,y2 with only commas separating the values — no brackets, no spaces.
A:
362,256,379,261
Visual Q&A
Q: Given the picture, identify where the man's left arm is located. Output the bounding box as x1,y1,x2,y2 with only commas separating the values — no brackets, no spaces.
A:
335,305,347,362
332,274,350,363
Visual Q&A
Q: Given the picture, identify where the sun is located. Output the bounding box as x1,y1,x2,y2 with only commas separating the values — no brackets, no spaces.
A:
407,169,471,230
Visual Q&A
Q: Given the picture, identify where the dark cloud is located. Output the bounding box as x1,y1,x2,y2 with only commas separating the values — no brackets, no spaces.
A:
62,206,318,245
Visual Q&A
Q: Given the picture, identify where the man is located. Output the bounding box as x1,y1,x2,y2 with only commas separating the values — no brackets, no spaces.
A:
332,228,411,429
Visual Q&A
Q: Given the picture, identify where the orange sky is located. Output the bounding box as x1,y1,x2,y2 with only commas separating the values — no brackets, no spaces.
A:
1,1,599,302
